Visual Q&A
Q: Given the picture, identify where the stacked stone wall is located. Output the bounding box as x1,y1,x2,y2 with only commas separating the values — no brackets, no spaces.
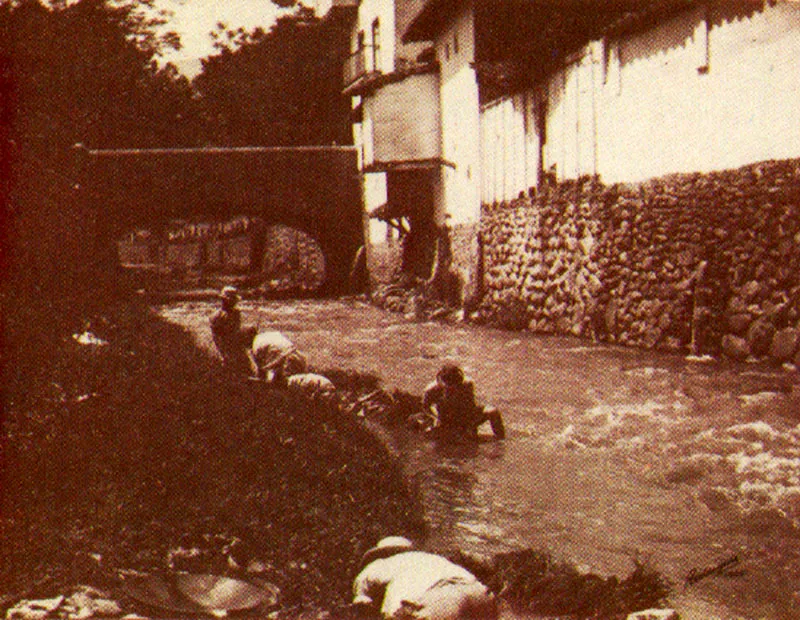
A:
366,239,404,286
450,222,481,307
479,159,800,362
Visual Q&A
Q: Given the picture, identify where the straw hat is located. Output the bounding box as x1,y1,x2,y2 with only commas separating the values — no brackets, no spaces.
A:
219,286,240,302
360,536,414,568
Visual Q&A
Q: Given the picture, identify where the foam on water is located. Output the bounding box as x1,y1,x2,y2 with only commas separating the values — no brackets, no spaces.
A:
537,392,800,527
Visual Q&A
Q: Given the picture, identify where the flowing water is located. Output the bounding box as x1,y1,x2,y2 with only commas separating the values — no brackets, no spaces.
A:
159,297,800,619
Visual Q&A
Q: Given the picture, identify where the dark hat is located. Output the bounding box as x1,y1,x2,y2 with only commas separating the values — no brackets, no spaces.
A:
437,363,464,385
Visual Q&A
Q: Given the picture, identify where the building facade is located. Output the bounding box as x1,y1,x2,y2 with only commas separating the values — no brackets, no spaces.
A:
345,0,448,284
478,1,800,201
403,0,800,357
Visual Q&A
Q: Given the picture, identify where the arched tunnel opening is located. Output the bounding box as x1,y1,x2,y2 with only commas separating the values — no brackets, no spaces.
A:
116,216,327,295
78,145,363,298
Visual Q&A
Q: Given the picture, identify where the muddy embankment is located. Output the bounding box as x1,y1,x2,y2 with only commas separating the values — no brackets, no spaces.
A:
2,295,680,620
1,298,424,618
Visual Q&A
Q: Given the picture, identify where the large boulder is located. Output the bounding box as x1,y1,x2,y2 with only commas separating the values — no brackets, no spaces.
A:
770,327,800,363
727,313,752,335
727,295,747,314
721,334,750,361
740,280,762,301
746,319,776,358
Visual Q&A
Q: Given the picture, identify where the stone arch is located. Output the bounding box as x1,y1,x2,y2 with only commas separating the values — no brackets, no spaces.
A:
75,145,364,295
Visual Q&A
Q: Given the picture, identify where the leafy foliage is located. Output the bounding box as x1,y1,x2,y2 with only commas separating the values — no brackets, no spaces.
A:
194,6,352,147
453,548,671,619
1,299,425,610
0,0,203,159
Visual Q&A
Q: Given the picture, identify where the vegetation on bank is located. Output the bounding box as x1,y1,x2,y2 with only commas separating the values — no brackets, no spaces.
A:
1,292,678,619
0,296,425,614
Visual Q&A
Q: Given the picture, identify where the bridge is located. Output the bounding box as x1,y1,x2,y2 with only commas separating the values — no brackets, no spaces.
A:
73,145,364,295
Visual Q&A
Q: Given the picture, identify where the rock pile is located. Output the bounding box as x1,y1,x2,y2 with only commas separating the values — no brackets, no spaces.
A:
479,158,800,362
262,224,326,291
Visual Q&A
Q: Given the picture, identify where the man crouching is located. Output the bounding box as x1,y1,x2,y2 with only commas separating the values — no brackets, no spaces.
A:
352,537,498,620
421,363,505,440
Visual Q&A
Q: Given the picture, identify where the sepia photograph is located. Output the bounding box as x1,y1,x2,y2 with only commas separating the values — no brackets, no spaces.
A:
2,1,800,619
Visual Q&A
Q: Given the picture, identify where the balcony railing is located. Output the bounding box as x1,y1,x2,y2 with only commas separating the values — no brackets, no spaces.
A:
343,45,379,92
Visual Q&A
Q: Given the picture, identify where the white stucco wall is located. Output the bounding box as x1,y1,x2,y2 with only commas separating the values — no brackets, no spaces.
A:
362,73,441,166
555,2,800,184
481,92,540,203
352,0,396,72
480,1,800,193
436,4,480,225
363,170,389,244
546,42,601,182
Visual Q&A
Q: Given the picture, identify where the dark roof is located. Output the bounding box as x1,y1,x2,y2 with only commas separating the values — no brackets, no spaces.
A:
404,0,460,43
404,0,700,44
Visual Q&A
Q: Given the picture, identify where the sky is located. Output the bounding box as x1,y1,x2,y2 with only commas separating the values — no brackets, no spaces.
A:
153,1,332,76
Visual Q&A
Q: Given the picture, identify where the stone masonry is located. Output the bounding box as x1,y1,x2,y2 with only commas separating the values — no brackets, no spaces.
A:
478,158,800,364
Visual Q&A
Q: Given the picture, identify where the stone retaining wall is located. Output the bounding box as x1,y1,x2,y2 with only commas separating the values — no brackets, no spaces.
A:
450,222,481,308
366,238,404,286
479,159,800,363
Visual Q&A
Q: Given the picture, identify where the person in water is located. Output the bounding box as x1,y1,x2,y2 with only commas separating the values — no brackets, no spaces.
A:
421,363,505,439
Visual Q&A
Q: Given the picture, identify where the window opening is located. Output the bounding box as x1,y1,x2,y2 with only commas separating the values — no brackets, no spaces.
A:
371,18,381,72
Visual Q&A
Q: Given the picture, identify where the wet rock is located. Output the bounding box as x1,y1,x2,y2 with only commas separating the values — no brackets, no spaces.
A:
727,313,752,335
72,332,109,347
746,319,776,357
741,280,762,301
769,327,800,363
6,597,64,620
699,488,731,513
62,587,121,620
743,507,795,535
763,299,789,324
721,334,749,361
626,609,679,620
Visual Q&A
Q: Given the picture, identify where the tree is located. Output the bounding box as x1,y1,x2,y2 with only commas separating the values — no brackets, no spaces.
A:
0,0,205,303
194,4,352,147
0,0,203,159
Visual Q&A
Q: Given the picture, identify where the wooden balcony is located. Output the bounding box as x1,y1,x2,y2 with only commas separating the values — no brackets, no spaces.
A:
343,45,381,95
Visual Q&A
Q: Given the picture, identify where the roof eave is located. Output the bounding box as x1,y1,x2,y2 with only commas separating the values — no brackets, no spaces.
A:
403,0,462,43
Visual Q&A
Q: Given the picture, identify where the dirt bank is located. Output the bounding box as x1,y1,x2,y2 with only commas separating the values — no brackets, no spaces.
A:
1,298,424,616
159,296,800,620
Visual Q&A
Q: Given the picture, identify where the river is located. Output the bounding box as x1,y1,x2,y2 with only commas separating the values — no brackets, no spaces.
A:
158,297,800,620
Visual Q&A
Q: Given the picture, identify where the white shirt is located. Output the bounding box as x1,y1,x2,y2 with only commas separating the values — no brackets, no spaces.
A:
286,373,335,396
251,331,295,370
353,551,481,619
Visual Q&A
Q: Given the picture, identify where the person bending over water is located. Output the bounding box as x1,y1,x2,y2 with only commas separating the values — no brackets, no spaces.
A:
421,363,505,440
352,536,498,620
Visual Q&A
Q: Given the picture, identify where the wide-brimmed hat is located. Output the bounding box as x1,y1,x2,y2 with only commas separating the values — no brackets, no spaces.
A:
360,536,414,568
219,286,240,302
